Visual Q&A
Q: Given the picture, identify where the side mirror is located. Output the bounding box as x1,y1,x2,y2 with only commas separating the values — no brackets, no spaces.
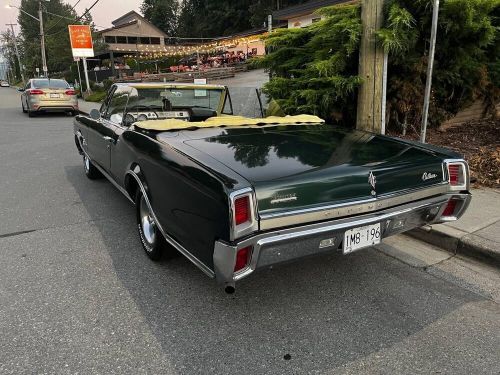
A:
89,108,101,120
18,88,25,92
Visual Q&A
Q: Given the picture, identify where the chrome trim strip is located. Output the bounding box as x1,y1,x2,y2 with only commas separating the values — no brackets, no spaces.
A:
126,171,215,279
259,183,449,230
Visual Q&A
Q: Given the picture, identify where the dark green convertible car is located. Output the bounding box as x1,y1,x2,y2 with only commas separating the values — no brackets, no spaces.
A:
74,83,471,293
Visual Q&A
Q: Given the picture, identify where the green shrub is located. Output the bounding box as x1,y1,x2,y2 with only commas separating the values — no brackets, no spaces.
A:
257,0,499,128
85,91,107,103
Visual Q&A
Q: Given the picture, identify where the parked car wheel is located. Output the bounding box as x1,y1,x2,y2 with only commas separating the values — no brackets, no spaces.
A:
21,100,27,113
136,190,175,261
83,154,102,179
28,110,36,118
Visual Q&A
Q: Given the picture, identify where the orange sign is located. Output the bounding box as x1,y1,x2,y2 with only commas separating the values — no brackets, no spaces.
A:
68,25,94,57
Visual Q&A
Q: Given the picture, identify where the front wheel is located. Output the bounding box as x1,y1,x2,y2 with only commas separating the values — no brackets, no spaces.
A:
135,190,175,261
83,154,102,179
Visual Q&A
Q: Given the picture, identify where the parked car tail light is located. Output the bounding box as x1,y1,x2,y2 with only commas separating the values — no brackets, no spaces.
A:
28,89,44,95
234,196,250,225
65,89,76,96
444,160,468,191
230,189,258,241
234,246,252,272
442,199,458,217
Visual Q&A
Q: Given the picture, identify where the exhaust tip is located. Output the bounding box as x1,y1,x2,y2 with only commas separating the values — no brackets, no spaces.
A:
224,285,236,294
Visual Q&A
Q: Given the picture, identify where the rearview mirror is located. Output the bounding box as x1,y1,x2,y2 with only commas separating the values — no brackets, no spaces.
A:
89,108,101,120
18,88,25,92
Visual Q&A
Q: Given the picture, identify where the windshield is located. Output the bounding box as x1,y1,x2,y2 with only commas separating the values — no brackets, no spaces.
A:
127,87,224,113
32,79,69,89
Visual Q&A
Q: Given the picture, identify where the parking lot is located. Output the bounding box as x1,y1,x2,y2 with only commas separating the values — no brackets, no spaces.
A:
0,87,499,374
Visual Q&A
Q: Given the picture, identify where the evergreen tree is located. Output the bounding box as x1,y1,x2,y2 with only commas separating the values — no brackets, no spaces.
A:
378,0,500,128
141,0,179,36
18,0,78,75
255,4,363,123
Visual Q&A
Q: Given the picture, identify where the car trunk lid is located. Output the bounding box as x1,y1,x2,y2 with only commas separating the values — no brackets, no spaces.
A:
183,125,446,216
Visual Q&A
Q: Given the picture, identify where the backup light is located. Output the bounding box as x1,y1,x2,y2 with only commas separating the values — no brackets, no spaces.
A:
234,195,250,225
234,246,252,272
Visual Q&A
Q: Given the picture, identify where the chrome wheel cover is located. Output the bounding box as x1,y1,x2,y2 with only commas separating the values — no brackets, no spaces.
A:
139,195,156,247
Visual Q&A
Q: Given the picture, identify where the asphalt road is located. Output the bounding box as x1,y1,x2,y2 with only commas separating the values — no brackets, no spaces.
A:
0,87,499,375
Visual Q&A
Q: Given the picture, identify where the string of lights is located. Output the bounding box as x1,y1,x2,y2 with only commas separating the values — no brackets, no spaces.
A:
110,35,266,60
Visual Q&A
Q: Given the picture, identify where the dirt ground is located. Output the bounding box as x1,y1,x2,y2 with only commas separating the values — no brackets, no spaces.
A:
388,119,500,189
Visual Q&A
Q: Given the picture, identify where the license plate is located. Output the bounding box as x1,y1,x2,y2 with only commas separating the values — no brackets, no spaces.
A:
50,93,60,98
343,223,381,254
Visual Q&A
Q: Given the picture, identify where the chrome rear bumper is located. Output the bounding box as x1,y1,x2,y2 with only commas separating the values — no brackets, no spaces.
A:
213,192,471,286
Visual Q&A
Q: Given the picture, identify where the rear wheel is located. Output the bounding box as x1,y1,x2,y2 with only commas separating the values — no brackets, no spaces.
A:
28,110,36,117
21,100,27,113
83,154,102,179
135,190,175,261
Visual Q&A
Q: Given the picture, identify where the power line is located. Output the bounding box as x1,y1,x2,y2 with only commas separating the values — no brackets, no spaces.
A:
44,0,102,37
44,0,82,34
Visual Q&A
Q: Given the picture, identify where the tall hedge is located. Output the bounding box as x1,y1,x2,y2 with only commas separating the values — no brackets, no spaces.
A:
257,0,500,128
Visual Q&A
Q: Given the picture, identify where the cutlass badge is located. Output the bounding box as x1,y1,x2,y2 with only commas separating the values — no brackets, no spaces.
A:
422,172,438,181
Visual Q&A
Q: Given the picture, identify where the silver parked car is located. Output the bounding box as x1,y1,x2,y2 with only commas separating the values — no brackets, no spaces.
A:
1,80,10,87
20,78,78,117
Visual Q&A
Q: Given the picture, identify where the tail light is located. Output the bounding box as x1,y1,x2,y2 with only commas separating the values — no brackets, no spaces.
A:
28,89,44,95
442,199,458,217
230,189,257,241
234,246,252,272
234,196,250,225
65,89,76,96
445,161,468,191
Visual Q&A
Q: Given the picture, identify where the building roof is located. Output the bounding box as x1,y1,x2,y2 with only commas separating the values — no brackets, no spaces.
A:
273,0,354,20
97,20,139,35
112,10,142,26
97,10,168,38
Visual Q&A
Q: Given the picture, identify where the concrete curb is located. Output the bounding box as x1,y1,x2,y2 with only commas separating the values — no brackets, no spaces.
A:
408,226,500,266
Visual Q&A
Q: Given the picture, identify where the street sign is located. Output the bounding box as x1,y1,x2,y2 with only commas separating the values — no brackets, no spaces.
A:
68,25,94,58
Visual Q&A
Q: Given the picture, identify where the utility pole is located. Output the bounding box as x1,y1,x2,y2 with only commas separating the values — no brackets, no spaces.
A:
420,0,440,143
356,0,385,133
6,23,25,83
38,0,48,77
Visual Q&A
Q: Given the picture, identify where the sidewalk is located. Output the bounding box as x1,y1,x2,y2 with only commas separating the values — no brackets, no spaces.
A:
409,188,500,265
78,99,100,115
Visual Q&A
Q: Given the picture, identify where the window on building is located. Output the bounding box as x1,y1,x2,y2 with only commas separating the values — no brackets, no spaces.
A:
150,37,160,45
140,37,150,44
104,35,116,44
127,36,138,44
116,36,127,44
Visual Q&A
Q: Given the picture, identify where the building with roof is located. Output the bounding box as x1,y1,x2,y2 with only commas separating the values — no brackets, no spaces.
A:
98,11,169,55
273,0,356,29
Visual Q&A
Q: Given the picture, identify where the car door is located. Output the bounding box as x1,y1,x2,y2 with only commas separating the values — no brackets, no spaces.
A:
87,86,129,172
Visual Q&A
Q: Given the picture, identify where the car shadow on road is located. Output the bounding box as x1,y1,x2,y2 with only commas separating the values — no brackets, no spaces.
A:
65,164,483,374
